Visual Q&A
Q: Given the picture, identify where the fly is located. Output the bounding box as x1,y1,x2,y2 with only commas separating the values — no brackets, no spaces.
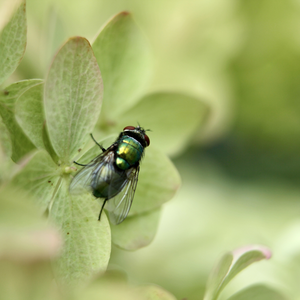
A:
69,125,150,224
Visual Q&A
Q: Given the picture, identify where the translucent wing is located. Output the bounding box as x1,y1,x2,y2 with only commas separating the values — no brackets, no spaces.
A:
106,166,140,225
69,163,95,194
69,151,113,194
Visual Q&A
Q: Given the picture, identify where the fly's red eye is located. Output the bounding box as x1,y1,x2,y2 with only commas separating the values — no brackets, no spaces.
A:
144,134,150,146
123,126,135,131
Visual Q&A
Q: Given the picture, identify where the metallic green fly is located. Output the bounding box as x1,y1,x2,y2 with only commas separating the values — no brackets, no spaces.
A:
69,125,150,224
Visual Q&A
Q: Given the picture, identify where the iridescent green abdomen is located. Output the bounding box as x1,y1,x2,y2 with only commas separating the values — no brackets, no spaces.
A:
116,137,144,170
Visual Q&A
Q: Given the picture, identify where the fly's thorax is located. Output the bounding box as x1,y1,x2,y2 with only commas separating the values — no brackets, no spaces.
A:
115,136,144,170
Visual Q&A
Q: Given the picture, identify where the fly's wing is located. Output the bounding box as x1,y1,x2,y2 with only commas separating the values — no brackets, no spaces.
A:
69,152,110,194
105,166,140,225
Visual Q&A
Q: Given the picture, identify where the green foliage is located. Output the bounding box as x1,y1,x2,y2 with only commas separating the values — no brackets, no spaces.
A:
0,0,192,295
137,285,177,300
93,12,152,123
0,80,38,162
15,82,45,148
0,0,26,85
203,246,278,300
11,150,60,212
0,187,61,260
227,285,285,300
50,178,111,285
117,92,208,156
0,186,61,300
44,37,103,163
0,0,293,300
111,208,161,250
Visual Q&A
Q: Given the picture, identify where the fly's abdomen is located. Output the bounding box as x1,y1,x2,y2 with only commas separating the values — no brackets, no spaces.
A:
116,137,143,170
92,163,127,199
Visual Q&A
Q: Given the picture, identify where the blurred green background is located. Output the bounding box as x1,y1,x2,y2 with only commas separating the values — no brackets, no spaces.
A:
4,0,300,299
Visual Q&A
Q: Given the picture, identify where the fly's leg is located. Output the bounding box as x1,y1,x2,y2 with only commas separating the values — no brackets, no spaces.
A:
90,133,106,152
98,199,108,221
73,161,87,166
73,133,105,166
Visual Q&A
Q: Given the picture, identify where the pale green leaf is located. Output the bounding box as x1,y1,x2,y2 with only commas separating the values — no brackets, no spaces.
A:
227,284,286,300
111,208,161,250
42,122,59,163
222,246,272,289
204,253,234,300
0,186,61,261
50,178,111,286
0,0,26,85
204,246,272,300
79,282,144,300
11,150,60,213
0,261,56,300
92,267,128,284
15,82,45,149
0,186,60,300
129,146,181,215
117,92,208,156
0,115,12,157
0,80,41,162
92,12,152,124
0,79,42,110
82,277,176,300
137,285,177,300
44,36,103,163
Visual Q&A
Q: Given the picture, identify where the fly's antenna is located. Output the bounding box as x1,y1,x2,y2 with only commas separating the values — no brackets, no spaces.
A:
136,122,151,133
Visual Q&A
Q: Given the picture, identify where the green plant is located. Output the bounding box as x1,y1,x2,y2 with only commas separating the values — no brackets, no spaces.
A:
203,246,284,300
0,0,287,299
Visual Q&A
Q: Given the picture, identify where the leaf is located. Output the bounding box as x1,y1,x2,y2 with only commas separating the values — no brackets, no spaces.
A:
82,277,176,300
117,92,208,156
0,0,27,85
0,186,61,300
227,284,286,300
129,146,181,215
44,36,103,163
0,115,12,157
50,178,111,286
204,245,272,300
15,82,45,149
11,150,60,213
0,261,56,300
137,285,177,300
0,80,41,162
42,123,59,163
79,282,143,300
0,79,42,110
93,267,128,285
0,186,61,261
111,208,161,250
92,12,152,124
